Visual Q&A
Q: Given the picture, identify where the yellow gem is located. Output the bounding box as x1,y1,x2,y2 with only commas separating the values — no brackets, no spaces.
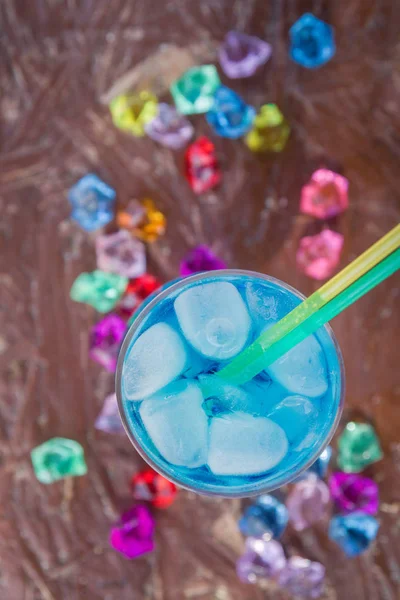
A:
245,104,290,152
117,198,166,243
109,91,158,137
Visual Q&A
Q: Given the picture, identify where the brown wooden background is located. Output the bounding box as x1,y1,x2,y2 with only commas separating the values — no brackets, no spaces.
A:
1,1,399,598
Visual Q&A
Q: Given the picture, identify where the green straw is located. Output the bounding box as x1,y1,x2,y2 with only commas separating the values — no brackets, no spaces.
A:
217,248,400,385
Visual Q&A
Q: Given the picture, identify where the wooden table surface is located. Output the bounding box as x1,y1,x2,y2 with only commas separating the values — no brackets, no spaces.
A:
1,1,399,598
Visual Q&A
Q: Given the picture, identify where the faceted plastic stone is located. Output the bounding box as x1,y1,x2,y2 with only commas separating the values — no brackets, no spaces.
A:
96,230,146,279
300,169,349,219
144,103,194,149
245,104,290,152
296,229,344,280
236,538,286,584
95,393,124,433
206,86,255,139
109,91,158,136
328,512,379,557
89,314,126,372
239,495,288,539
290,13,336,69
185,137,221,194
132,469,178,509
329,472,379,515
118,274,162,319
180,245,226,276
68,174,115,232
117,198,166,243
278,557,325,599
31,438,87,484
337,422,383,473
70,270,128,313
171,65,221,115
110,505,155,559
307,446,332,478
286,475,330,531
219,31,272,78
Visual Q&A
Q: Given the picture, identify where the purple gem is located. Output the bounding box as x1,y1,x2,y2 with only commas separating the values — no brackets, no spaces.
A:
219,31,272,79
95,393,124,434
110,505,155,559
145,103,194,149
89,314,127,372
96,230,146,279
286,475,330,531
236,538,286,584
180,245,227,276
278,557,325,599
329,472,379,515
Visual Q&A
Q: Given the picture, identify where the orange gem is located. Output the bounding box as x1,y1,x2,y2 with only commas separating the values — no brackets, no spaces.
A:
117,198,166,243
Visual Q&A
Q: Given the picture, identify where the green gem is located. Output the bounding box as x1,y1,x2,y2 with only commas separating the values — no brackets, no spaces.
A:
31,438,87,484
245,104,290,152
170,65,221,115
70,270,128,313
338,422,383,473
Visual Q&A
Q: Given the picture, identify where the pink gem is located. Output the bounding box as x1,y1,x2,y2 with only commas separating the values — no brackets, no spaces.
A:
95,393,124,433
286,475,330,531
110,505,155,559
300,169,349,219
96,230,146,279
296,229,344,280
329,472,379,515
90,314,127,372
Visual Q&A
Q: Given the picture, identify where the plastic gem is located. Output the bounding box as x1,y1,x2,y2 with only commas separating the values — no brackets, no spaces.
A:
110,505,155,559
96,230,146,279
185,137,221,194
170,65,221,115
300,169,349,219
296,229,344,280
132,469,178,509
286,475,330,531
219,31,272,78
278,557,325,599
329,472,379,515
117,198,166,243
70,270,128,313
239,494,288,539
89,314,126,372
337,422,383,473
328,512,379,557
289,13,336,69
95,393,124,434
236,538,286,584
118,274,162,319
245,104,290,152
180,245,226,276
31,438,87,484
68,174,115,232
109,91,158,136
145,103,194,149
206,86,255,139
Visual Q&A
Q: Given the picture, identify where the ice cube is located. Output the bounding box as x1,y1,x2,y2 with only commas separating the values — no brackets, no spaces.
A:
122,322,188,401
208,412,288,476
268,395,318,445
199,374,253,415
245,282,280,324
266,335,328,398
140,379,208,468
174,281,251,360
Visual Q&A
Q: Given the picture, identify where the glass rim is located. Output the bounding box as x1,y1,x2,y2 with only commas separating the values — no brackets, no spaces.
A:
116,269,345,498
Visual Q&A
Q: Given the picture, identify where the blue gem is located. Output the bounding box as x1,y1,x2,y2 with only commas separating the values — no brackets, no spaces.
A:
68,174,116,232
206,86,256,139
239,495,288,539
328,512,379,557
289,13,335,69
308,446,332,478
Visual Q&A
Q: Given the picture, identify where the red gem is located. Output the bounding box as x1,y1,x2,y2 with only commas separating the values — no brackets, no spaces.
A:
118,274,161,318
132,469,178,509
185,137,221,194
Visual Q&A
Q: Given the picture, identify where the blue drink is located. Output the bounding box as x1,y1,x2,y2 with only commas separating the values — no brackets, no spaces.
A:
116,271,343,497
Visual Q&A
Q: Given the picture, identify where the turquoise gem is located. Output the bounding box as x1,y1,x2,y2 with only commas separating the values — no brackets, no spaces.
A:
171,65,221,115
31,438,87,484
338,422,383,473
70,270,128,313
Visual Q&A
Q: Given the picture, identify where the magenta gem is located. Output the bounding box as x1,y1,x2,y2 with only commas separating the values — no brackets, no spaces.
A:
89,314,127,372
96,230,146,279
180,245,227,276
236,537,286,584
329,472,379,515
95,393,124,434
110,505,155,559
300,169,349,219
278,556,325,599
219,31,272,78
145,103,194,149
286,475,330,531
296,229,344,280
